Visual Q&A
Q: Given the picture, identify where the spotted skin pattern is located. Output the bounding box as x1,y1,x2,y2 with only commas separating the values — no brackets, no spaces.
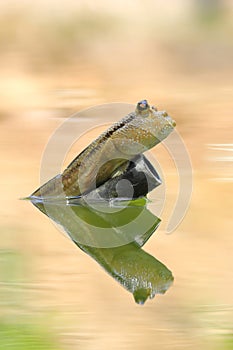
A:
32,100,176,198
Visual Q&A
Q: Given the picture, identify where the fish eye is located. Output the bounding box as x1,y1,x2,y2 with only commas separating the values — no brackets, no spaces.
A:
138,99,148,109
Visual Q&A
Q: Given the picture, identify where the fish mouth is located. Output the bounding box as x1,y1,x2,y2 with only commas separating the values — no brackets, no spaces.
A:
170,119,176,127
151,109,176,128
163,112,176,128
164,114,176,128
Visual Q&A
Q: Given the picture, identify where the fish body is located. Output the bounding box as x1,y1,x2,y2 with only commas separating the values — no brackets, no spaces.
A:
32,100,175,198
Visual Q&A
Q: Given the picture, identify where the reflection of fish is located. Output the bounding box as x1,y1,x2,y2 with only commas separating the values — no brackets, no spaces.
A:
108,244,174,304
32,100,175,198
31,197,173,304
78,241,174,305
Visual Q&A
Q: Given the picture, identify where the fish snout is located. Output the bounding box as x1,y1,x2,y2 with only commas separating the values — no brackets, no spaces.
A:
161,110,176,127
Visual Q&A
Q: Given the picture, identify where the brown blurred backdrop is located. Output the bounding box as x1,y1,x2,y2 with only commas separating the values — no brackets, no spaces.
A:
0,1,233,350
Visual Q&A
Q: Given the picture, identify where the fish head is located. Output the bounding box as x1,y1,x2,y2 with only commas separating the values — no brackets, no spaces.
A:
136,100,176,143
152,108,176,141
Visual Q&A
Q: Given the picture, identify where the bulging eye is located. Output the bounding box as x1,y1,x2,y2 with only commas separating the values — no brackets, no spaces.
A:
151,105,158,111
138,100,148,108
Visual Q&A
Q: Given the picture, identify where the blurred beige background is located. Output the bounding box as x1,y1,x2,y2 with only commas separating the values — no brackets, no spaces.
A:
0,1,232,349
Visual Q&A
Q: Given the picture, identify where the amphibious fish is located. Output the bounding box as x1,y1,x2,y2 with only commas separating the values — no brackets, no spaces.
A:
32,100,176,198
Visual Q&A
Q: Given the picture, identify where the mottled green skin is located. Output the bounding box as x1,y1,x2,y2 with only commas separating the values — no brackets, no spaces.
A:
33,101,175,198
31,199,173,304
